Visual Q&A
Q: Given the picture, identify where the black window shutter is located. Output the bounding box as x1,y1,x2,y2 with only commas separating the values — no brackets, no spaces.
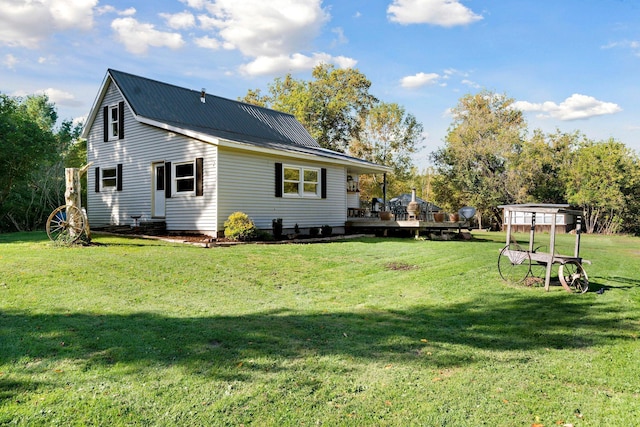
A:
116,164,123,191
103,106,108,142
275,163,283,197
321,168,327,199
95,167,100,192
118,101,125,139
195,157,204,196
165,162,172,198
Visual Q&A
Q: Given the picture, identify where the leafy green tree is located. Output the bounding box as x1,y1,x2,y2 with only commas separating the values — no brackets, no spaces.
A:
0,93,82,232
348,102,423,200
241,63,377,152
513,129,583,204
431,90,526,227
620,168,640,235
564,138,639,234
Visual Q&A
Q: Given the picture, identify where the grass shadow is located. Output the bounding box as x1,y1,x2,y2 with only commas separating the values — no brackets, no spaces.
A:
1,292,635,380
601,275,640,287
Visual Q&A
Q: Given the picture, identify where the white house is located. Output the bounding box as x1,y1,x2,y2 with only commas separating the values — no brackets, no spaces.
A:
81,69,390,236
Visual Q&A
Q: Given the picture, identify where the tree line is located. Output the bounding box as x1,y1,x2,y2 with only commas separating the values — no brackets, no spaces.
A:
242,66,639,235
2,66,638,234
430,90,640,234
0,94,84,232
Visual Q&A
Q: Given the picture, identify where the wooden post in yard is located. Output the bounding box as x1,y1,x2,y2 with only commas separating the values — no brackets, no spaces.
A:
64,168,81,210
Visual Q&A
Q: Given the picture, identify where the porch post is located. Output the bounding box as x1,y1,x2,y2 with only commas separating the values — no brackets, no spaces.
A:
528,212,536,252
574,214,582,258
382,173,387,207
546,213,558,291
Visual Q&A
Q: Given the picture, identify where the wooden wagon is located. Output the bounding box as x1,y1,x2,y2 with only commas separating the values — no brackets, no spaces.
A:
498,204,590,293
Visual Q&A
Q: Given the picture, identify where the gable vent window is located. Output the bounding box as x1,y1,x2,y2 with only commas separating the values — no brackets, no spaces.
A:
110,106,119,139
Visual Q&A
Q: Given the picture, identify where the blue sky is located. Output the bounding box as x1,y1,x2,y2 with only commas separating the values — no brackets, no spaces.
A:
1,0,639,166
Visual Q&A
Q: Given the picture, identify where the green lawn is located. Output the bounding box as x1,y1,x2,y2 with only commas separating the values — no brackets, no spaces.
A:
1,231,638,426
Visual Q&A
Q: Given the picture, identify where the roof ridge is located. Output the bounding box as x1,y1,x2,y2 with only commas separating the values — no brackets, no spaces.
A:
107,68,297,119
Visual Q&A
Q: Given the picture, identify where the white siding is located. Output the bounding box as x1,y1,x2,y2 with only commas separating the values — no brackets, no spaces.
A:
87,82,218,234
217,148,347,231
86,79,357,236
505,211,569,225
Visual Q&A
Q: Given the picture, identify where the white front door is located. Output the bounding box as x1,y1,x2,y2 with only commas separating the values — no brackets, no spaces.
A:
153,163,166,218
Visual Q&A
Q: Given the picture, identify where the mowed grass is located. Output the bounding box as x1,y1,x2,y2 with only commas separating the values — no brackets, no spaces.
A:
0,231,639,426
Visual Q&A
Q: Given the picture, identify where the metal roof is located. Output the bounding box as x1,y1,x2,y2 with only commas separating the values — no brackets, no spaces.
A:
81,69,390,173
109,69,321,148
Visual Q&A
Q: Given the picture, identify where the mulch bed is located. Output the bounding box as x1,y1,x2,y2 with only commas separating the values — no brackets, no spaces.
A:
93,227,370,247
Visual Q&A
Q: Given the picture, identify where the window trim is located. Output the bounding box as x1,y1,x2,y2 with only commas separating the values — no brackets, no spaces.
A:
169,158,203,197
102,167,118,189
108,105,119,140
282,164,321,198
97,164,122,192
103,101,124,142
172,160,196,196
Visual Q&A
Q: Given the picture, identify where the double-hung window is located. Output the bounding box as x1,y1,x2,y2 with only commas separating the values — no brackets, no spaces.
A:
174,161,195,194
95,164,122,192
283,165,320,198
164,158,203,198
102,167,117,188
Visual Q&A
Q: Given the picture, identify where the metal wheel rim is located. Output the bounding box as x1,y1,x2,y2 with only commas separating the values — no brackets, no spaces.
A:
559,261,589,294
498,243,532,284
46,205,85,244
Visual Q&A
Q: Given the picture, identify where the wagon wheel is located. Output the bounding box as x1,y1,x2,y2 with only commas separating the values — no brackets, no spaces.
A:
498,243,531,284
46,205,86,244
559,261,589,294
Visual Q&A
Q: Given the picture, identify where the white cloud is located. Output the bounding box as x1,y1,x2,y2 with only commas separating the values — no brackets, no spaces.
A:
41,88,83,107
49,0,96,29
0,0,98,48
388,0,482,27
239,53,357,76
199,0,329,57
400,72,440,88
97,6,136,16
602,40,640,57
461,79,480,88
331,27,348,46
513,94,622,121
4,54,18,69
111,17,185,55
186,0,349,75
194,36,222,50
181,0,207,9
161,11,196,30
96,5,116,15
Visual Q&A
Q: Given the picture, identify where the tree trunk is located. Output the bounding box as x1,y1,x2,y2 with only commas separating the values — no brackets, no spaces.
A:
65,167,91,241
